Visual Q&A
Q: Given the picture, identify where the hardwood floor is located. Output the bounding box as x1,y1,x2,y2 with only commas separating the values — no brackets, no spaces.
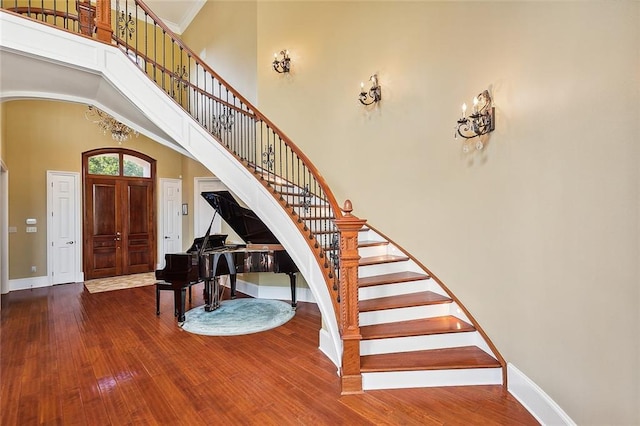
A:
1,282,539,425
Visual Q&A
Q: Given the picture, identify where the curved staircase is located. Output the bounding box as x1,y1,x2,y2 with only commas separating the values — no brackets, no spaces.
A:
0,0,506,393
355,226,503,389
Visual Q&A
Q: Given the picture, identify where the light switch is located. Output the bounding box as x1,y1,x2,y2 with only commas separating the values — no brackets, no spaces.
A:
26,226,37,233
8,227,17,233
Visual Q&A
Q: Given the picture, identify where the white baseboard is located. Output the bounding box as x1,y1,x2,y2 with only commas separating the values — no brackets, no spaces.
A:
232,278,316,304
9,276,51,292
508,363,576,426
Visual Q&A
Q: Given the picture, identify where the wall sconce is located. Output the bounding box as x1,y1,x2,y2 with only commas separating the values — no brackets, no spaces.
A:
272,49,290,73
359,74,381,105
455,90,495,150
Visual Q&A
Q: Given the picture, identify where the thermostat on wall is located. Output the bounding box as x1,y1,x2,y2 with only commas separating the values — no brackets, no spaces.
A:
26,218,37,225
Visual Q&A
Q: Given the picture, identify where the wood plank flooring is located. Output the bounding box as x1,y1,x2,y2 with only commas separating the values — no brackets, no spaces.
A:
1,282,539,425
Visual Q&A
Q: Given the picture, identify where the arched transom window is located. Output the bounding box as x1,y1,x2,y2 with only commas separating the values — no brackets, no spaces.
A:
85,149,153,178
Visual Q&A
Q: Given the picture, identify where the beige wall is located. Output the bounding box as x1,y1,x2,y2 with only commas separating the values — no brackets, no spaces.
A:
249,1,638,425
4,100,190,279
181,0,258,105
0,103,5,160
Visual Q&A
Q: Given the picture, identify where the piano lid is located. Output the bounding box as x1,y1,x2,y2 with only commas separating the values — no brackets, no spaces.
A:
200,191,280,245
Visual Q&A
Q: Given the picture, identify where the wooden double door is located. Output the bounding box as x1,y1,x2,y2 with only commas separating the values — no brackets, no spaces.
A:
83,149,156,280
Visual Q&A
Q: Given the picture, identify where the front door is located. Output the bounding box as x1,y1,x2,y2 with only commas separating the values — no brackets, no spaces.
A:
83,149,156,280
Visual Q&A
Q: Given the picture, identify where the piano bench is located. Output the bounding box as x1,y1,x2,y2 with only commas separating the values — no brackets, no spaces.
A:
155,281,193,318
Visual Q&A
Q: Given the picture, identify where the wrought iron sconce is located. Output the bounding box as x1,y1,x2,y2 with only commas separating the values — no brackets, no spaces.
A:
455,90,495,150
359,74,381,105
272,50,290,73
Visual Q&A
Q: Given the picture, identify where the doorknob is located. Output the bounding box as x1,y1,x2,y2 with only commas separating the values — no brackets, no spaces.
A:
115,232,121,241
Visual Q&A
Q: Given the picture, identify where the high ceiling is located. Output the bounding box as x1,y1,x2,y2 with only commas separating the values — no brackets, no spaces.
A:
143,0,206,34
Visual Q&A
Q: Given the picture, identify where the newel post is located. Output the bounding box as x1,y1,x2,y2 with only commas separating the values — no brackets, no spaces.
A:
76,0,96,36
334,200,366,395
94,0,112,43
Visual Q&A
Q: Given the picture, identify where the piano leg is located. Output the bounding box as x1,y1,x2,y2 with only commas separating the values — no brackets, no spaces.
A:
156,285,161,315
176,287,188,322
213,277,220,310
230,274,237,299
287,272,297,309
204,279,213,311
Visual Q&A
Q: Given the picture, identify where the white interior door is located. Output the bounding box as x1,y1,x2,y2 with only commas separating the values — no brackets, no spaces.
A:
194,177,227,237
159,178,182,268
47,171,81,285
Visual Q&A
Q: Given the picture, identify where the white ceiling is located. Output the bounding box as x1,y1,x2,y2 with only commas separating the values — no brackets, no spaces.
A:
144,0,206,34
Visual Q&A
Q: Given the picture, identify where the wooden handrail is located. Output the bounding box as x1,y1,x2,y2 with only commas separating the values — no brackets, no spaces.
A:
115,0,344,220
123,49,256,119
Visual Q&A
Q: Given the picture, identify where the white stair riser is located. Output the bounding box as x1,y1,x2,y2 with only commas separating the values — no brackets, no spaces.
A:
358,279,432,300
360,331,480,356
358,229,383,240
359,303,452,326
362,368,503,390
358,245,390,258
358,261,416,277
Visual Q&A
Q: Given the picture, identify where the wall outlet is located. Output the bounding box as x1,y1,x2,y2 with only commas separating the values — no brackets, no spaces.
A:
26,226,37,233
31,266,36,273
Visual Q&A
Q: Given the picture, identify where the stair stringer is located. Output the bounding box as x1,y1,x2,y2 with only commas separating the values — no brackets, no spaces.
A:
0,11,343,368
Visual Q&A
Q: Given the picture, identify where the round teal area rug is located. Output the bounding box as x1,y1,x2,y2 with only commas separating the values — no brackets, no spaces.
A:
181,298,295,336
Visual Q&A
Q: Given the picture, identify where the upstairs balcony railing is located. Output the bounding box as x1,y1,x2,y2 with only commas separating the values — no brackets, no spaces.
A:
1,0,366,392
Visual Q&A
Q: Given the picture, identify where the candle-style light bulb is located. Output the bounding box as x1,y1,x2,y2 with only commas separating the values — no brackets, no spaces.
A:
461,103,467,117
274,52,278,59
360,82,365,92
473,96,479,113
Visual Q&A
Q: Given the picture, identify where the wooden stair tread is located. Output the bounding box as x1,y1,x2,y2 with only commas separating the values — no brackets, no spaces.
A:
359,271,430,287
361,346,501,372
358,240,389,248
359,255,409,266
360,315,474,340
359,291,451,312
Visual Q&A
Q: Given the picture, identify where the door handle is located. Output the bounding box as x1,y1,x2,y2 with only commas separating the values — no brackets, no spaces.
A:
115,232,121,241
164,236,170,239
66,241,75,245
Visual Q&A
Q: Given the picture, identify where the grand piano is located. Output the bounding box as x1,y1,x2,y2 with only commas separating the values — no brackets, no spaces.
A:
155,190,299,322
